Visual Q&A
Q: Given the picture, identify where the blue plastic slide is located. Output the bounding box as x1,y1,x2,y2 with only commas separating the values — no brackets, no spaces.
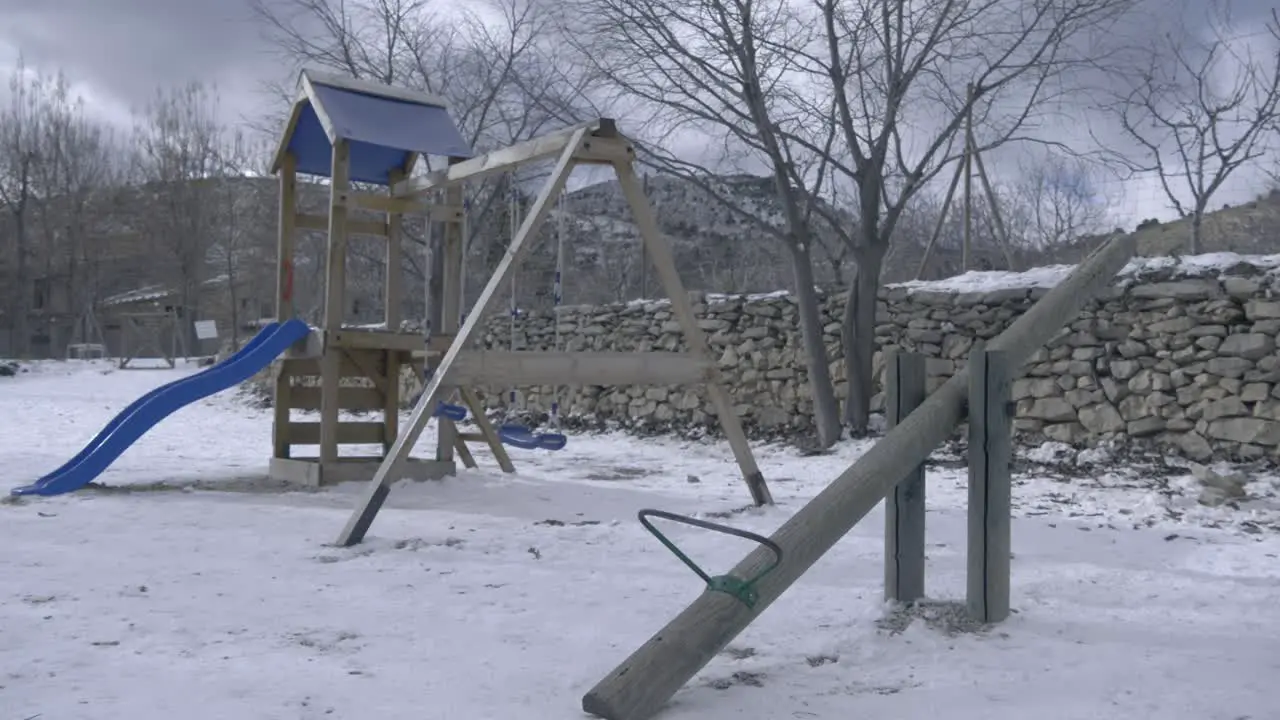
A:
10,319,312,497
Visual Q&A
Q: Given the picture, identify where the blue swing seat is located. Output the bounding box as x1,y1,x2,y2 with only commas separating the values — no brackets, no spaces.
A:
536,433,568,451
498,423,568,451
433,402,468,422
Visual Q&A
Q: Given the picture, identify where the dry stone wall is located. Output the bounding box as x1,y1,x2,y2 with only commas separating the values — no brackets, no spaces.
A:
462,252,1280,463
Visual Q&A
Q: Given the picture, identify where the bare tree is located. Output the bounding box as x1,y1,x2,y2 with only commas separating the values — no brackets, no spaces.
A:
28,69,120,353
207,130,275,348
796,0,1136,431
1008,148,1119,250
1101,1,1280,253
0,58,44,356
130,81,226,351
565,0,1135,437
561,0,849,447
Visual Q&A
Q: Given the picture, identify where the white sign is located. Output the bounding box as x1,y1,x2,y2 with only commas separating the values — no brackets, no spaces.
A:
194,320,219,340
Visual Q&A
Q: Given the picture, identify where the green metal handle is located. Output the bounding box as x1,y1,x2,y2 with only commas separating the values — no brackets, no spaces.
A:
637,508,783,608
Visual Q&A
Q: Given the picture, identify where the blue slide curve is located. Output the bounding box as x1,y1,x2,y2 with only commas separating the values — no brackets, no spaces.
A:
11,318,312,497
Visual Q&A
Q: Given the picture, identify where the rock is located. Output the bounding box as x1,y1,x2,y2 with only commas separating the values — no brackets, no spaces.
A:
1219,333,1275,360
1201,397,1249,421
1110,359,1141,380
1012,377,1059,400
1078,403,1125,434
1241,382,1271,403
1020,398,1078,423
1206,357,1254,379
1129,280,1221,301
1127,417,1166,437
1188,462,1248,497
1197,487,1231,507
1170,431,1214,460
1205,417,1280,445
1043,422,1089,444
1245,300,1280,320
1223,277,1261,299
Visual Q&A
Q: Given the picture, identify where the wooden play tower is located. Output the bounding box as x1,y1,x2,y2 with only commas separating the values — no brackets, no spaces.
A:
265,69,771,531
267,70,504,486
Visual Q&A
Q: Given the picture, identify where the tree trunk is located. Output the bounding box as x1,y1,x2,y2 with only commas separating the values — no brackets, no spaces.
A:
1189,209,1203,254
13,190,30,358
842,243,887,433
227,268,241,351
786,240,842,449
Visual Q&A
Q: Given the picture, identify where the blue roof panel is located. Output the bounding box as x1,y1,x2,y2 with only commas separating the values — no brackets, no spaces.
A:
286,99,454,185
311,82,473,159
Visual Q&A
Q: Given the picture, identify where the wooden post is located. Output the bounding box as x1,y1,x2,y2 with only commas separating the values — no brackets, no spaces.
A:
384,169,405,454
579,233,1136,720
971,144,1017,271
319,140,351,467
335,127,590,547
884,351,926,603
273,153,298,460
612,161,772,507
435,160,466,464
914,158,964,280
966,344,1014,623
962,83,974,273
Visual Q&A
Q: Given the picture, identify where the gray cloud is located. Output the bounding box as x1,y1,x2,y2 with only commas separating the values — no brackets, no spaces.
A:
0,0,291,126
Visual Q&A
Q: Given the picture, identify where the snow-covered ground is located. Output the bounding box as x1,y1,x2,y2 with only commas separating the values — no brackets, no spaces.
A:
3,361,1279,720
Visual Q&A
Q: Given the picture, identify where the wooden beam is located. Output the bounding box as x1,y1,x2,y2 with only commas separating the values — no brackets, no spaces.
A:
452,434,477,469
299,73,340,144
273,153,298,461
578,232,1138,720
459,387,514,474
288,421,385,445
302,68,452,111
966,345,1014,623
612,160,772,508
385,170,406,454
444,351,712,387
291,386,385,412
342,191,464,220
884,351,927,603
341,349,389,396
336,126,588,548
280,355,374,378
393,120,613,197
327,329,423,352
296,212,388,237
319,140,350,466
573,136,636,165
269,456,455,488
435,162,466,465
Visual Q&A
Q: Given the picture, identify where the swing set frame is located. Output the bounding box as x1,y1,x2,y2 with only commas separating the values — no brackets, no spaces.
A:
335,117,774,546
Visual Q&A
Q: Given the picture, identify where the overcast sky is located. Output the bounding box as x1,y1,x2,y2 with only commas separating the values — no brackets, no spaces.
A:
0,0,284,128
2,0,1279,229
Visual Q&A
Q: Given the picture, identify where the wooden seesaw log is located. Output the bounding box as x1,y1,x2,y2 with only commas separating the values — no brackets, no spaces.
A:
580,232,1137,720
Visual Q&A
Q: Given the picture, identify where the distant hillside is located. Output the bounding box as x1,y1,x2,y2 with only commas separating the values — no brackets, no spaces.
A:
1025,190,1280,267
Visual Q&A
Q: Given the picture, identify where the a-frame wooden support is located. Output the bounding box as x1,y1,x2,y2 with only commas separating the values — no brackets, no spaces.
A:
335,119,772,547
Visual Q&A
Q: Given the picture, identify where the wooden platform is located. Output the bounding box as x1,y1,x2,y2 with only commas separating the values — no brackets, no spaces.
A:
269,457,456,487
